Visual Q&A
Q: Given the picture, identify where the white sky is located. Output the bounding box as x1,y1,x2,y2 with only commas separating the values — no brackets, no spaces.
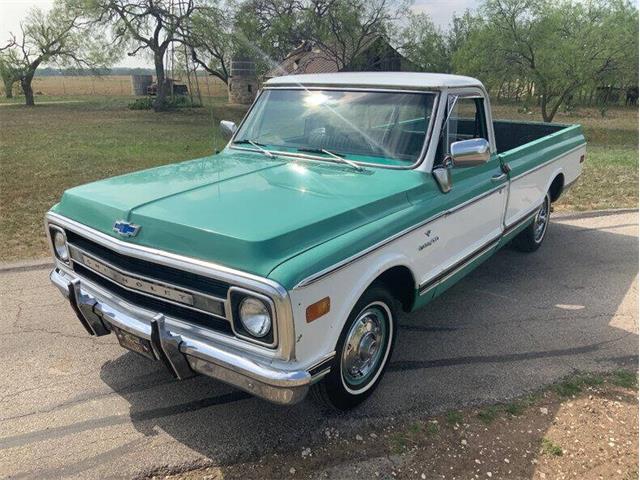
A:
0,0,480,68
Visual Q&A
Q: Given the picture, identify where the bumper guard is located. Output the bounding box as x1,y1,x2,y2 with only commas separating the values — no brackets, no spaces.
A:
52,268,328,405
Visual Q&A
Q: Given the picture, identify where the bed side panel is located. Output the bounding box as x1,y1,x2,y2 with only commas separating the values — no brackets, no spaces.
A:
501,124,585,226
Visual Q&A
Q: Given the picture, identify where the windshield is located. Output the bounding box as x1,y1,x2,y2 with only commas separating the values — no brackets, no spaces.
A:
233,89,437,166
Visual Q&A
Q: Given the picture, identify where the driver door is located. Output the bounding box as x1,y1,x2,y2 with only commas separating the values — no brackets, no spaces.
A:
416,94,508,299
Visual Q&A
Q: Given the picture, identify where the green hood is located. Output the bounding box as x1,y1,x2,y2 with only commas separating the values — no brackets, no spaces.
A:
52,150,422,278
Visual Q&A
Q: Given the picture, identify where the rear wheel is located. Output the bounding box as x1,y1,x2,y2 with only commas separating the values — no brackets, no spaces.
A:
513,193,551,253
311,286,397,411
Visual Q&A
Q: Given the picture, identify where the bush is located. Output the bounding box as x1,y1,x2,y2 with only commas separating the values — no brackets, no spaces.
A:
127,95,202,111
165,95,202,109
128,97,153,110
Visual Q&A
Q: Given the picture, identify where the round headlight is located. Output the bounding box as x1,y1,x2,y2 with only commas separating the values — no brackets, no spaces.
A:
239,297,271,338
53,230,69,262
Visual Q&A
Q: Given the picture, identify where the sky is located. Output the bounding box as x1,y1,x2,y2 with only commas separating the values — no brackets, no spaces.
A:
0,0,480,68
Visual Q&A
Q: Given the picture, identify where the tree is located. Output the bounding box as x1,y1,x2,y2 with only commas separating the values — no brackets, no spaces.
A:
185,3,234,84
400,13,450,73
1,1,110,106
232,0,405,74
303,0,405,70
86,0,199,111
0,55,18,98
234,0,306,66
453,0,638,122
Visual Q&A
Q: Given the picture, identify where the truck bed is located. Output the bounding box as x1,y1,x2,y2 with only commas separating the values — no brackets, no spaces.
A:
493,120,568,153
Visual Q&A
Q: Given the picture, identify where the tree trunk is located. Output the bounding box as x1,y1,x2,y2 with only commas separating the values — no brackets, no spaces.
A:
541,94,566,123
153,51,168,112
2,75,14,98
21,75,35,106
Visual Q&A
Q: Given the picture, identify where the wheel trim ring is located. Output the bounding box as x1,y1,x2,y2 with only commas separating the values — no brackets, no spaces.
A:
340,301,393,395
534,196,550,243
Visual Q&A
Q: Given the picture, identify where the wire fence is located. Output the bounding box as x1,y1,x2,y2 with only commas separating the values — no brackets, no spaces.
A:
1,75,228,97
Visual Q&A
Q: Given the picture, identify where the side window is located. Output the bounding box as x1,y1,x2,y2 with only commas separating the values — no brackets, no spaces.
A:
438,96,488,162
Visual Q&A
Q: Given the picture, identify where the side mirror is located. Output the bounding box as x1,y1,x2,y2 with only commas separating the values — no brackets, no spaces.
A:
219,120,237,141
450,138,491,167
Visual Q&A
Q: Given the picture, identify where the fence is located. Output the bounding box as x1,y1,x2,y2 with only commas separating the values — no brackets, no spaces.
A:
1,75,228,97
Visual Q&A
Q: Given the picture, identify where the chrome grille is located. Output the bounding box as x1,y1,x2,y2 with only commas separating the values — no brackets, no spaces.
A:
64,230,233,333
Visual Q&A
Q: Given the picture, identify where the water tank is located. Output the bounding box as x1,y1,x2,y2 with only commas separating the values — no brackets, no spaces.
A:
229,57,258,104
230,58,256,77
130,75,153,96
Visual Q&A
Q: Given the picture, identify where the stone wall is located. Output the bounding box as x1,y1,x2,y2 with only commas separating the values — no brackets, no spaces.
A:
228,76,258,104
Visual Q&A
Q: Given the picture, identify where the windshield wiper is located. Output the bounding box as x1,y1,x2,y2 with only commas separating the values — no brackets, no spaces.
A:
297,147,364,172
233,139,275,159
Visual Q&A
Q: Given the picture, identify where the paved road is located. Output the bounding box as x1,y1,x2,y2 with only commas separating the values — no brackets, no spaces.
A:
1,212,637,479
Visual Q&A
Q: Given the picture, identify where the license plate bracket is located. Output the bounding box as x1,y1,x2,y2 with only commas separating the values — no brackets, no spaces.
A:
112,326,156,360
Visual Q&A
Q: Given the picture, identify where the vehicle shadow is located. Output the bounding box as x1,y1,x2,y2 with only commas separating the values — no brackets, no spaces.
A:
98,217,638,475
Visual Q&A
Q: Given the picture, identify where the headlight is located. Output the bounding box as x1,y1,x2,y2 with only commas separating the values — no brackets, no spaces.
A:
239,297,272,338
53,230,69,262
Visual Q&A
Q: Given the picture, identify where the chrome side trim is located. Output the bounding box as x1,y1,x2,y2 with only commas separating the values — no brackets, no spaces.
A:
418,236,501,295
503,208,539,234
509,144,584,182
46,212,295,361
294,210,446,289
447,184,506,215
293,143,583,289
294,183,506,289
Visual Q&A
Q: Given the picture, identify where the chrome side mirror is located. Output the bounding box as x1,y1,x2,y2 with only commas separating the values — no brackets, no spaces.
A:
450,138,490,167
219,120,237,141
432,157,453,193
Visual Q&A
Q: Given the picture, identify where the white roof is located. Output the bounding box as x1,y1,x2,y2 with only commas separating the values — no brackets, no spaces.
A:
264,72,483,90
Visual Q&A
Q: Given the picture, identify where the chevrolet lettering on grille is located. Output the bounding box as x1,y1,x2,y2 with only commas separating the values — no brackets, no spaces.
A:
82,254,195,306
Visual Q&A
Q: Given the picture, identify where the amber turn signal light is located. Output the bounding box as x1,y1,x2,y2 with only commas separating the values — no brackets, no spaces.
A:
306,297,330,323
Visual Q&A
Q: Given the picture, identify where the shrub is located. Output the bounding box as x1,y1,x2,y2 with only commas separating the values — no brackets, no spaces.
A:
128,97,153,110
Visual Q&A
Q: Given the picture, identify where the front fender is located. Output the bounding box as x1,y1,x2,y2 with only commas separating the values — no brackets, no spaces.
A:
286,250,417,367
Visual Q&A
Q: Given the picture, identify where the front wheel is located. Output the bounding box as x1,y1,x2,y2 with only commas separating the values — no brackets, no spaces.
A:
311,286,397,411
513,193,551,253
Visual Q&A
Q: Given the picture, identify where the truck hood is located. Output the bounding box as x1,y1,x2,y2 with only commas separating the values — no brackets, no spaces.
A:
52,150,418,277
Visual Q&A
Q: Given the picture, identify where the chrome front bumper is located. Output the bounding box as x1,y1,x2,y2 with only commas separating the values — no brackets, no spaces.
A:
51,267,328,405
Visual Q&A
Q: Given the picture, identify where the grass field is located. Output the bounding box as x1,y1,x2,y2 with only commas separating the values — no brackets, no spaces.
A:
491,104,638,212
1,75,228,97
0,96,637,261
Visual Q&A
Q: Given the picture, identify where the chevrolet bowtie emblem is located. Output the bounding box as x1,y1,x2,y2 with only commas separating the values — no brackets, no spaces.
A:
113,220,141,237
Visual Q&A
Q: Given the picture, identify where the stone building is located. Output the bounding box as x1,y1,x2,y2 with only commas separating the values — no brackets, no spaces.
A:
228,57,259,105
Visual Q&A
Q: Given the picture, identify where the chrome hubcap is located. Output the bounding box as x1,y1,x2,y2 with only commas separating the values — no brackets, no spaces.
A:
341,306,387,388
534,197,549,243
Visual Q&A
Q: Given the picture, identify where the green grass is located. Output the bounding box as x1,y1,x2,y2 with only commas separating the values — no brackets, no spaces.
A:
425,422,439,435
502,401,527,416
477,405,501,424
554,379,584,397
0,97,637,261
445,410,464,425
611,370,638,389
0,96,248,261
554,373,606,397
492,103,639,212
541,438,563,456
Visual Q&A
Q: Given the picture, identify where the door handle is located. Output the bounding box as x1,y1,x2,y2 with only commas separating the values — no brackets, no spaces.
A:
491,173,507,182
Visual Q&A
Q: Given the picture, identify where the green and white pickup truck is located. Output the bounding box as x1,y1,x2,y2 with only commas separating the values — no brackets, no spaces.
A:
46,73,585,409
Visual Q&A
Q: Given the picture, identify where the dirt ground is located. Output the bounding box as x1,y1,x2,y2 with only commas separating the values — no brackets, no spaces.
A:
154,371,638,480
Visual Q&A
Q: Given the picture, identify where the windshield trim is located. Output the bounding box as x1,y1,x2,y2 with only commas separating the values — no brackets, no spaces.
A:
227,87,441,171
